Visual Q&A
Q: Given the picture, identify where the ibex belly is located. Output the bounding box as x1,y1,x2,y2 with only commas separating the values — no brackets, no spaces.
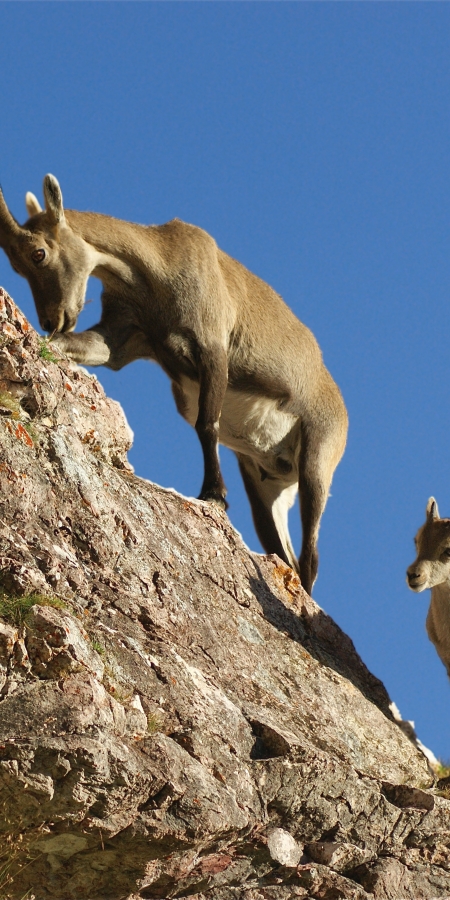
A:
177,376,300,478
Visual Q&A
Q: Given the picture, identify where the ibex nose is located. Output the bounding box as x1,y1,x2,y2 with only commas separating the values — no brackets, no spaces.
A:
42,320,54,334
406,565,425,590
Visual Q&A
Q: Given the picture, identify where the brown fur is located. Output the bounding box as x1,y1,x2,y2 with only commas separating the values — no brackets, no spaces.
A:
0,175,348,594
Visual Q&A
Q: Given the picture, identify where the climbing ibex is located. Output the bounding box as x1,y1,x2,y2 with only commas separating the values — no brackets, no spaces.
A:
407,498,450,676
0,174,348,594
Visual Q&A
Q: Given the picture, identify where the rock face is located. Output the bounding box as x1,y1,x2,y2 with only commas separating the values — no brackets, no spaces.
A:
0,286,448,900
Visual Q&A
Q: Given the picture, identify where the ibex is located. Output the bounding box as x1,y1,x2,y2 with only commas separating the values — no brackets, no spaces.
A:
407,498,450,676
0,174,348,595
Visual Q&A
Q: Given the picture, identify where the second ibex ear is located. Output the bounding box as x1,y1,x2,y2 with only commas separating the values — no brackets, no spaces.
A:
25,192,42,217
426,497,439,521
43,174,65,225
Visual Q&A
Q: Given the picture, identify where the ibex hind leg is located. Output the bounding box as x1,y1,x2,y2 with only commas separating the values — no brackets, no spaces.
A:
237,453,298,572
298,414,346,595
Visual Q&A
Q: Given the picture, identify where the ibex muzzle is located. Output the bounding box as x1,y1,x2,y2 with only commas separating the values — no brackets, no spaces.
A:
407,498,450,676
0,174,348,595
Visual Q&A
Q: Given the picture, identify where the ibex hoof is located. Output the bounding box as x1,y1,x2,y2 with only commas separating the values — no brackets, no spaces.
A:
199,490,229,511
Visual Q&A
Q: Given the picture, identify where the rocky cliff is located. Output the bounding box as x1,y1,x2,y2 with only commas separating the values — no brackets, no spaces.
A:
0,286,448,900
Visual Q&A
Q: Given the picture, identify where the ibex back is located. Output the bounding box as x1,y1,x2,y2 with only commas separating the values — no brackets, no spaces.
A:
0,175,348,595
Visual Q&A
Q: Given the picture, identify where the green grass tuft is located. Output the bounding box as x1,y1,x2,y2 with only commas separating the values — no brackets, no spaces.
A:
147,712,163,734
38,339,59,364
91,638,105,657
0,590,66,627
435,760,450,799
436,760,450,779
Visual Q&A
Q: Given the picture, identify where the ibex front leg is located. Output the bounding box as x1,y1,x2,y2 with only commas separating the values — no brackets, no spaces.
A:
51,326,112,366
195,346,228,509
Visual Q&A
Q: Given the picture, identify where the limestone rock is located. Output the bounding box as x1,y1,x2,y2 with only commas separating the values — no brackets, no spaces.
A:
267,828,303,867
0,287,448,900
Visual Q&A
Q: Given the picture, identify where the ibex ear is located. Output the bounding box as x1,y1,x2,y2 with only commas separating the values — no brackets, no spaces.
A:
43,174,65,225
0,185,22,249
25,191,42,217
426,497,439,521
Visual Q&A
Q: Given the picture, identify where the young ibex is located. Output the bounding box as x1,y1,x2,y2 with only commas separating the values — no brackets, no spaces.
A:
407,498,450,676
0,174,348,595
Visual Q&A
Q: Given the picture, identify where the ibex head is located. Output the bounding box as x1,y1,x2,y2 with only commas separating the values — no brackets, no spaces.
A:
0,175,93,334
406,497,450,592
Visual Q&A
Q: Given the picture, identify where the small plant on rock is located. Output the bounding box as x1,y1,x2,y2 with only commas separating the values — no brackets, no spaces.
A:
0,590,66,627
436,760,450,778
38,338,59,364
147,712,163,735
91,638,106,657
435,760,450,798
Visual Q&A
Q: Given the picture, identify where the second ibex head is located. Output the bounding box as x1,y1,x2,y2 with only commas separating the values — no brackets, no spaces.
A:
406,498,450,593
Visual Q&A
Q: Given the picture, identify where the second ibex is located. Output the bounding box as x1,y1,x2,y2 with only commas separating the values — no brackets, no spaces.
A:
0,175,348,594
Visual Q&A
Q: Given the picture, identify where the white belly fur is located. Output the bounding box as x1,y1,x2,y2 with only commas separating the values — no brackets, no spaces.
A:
178,376,300,478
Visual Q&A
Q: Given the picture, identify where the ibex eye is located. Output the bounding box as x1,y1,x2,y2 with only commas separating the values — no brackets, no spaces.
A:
31,249,46,264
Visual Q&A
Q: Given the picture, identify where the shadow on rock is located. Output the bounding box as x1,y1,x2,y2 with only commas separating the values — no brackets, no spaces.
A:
248,556,393,718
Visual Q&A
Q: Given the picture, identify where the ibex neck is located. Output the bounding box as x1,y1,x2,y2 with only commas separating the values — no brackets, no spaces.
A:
432,581,450,600
65,209,160,285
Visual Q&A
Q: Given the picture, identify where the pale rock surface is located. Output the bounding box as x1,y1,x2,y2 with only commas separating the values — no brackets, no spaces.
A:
0,286,448,900
266,829,303,867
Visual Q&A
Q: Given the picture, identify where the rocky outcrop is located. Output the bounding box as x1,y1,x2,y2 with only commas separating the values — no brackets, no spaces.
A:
0,286,448,900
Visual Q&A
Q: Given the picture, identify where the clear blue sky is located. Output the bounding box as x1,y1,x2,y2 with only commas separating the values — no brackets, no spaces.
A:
1,2,450,758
